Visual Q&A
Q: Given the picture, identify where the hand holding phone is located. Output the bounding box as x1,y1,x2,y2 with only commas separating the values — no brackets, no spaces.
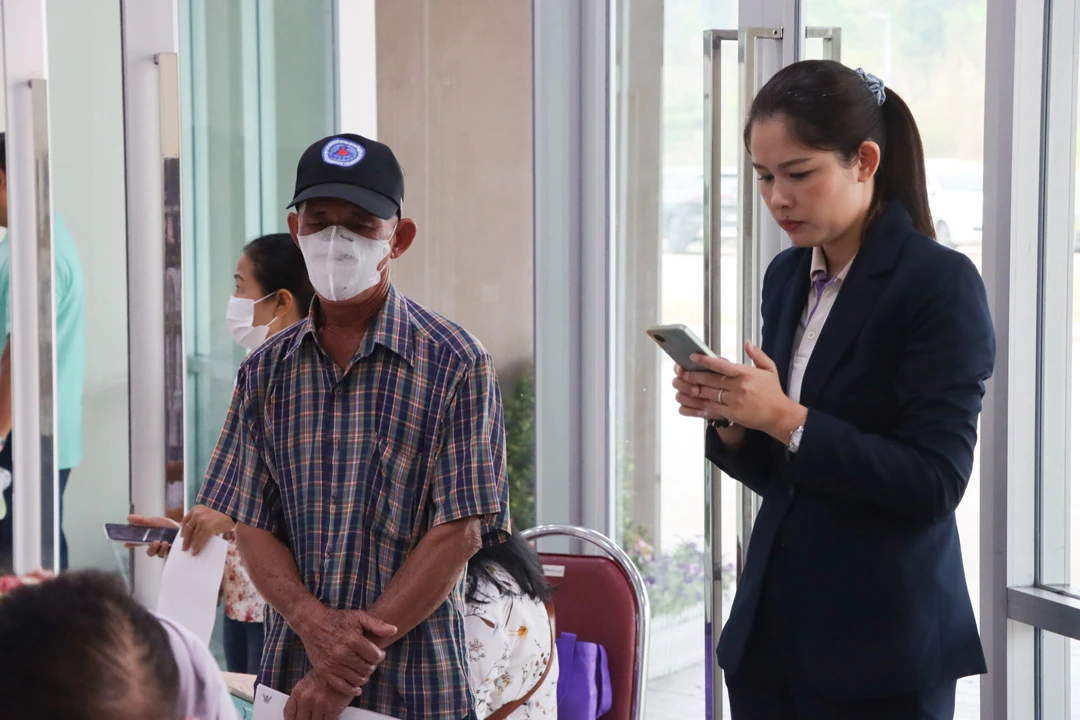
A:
646,324,718,373
104,522,179,545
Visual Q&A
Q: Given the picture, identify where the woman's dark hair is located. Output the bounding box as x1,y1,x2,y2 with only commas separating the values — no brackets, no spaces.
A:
243,232,315,317
467,532,553,605
744,60,934,238
0,570,181,720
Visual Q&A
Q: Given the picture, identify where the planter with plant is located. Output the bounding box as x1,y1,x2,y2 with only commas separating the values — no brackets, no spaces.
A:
502,368,537,531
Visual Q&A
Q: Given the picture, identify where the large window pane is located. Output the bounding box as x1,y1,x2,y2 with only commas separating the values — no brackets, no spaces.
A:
1037,631,1080,718
45,0,130,572
181,0,336,514
1068,38,1080,601
1071,637,1080,719
613,1,736,717
179,0,336,666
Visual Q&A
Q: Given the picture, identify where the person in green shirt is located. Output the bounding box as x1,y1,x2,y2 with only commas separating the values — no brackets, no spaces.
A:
0,133,86,571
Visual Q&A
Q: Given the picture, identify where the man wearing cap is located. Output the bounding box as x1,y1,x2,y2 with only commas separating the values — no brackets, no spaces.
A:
198,134,509,720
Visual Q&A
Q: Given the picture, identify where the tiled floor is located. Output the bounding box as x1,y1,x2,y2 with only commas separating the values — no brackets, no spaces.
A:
644,663,982,719
646,663,708,719
208,608,1075,718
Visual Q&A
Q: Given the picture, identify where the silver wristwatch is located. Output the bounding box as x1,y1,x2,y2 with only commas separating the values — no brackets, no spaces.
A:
787,424,805,454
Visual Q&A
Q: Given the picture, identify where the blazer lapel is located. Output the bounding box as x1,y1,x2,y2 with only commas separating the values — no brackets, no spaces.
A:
796,203,912,408
767,251,812,396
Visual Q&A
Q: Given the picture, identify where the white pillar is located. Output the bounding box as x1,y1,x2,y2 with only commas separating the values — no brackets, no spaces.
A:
2,0,59,575
120,0,182,606
337,0,378,138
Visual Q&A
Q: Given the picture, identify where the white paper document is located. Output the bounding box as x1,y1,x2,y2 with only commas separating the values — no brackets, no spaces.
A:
156,530,228,646
252,684,398,720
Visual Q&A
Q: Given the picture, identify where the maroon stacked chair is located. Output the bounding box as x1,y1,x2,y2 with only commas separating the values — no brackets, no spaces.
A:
521,524,650,720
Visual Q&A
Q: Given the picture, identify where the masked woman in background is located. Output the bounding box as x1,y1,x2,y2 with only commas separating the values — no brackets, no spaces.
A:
130,232,314,676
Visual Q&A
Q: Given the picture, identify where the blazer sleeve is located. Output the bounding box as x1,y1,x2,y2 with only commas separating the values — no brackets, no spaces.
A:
790,253,995,522
705,427,774,496
703,256,782,496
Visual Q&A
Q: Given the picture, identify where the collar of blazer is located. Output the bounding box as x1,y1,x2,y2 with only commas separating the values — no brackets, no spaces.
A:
768,201,915,408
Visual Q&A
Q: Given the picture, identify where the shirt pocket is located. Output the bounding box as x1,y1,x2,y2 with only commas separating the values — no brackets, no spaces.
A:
358,433,422,547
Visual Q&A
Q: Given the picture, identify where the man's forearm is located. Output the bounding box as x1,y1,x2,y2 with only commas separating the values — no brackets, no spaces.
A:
235,523,323,635
367,517,482,648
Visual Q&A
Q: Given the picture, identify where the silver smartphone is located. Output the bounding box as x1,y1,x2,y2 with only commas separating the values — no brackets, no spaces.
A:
645,324,718,373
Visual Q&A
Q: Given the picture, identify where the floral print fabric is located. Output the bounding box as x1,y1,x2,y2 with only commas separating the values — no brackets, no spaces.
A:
465,565,558,719
222,530,265,623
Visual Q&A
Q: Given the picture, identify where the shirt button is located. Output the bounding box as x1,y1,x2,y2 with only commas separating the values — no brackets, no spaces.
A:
807,331,816,339
334,387,342,397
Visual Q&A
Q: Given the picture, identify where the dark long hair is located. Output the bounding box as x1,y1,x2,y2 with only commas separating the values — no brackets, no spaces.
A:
243,233,315,317
466,532,553,605
744,60,934,238
0,570,180,720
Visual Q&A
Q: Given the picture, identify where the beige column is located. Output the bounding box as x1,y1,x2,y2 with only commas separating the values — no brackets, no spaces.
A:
374,0,534,381
614,0,665,542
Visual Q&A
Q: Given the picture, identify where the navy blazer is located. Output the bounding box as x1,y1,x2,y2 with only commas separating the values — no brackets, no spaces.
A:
709,202,994,697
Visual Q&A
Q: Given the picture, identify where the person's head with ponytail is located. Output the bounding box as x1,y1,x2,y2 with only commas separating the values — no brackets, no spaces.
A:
743,60,933,261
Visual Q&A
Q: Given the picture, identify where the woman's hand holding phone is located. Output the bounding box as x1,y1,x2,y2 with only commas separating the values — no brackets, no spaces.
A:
671,339,807,445
125,515,179,558
127,505,235,559
671,358,746,450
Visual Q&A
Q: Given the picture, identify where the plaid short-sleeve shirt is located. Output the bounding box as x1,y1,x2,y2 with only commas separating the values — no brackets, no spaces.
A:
197,285,510,719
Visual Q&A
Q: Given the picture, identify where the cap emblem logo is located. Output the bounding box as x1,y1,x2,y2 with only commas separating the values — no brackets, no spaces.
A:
322,138,365,168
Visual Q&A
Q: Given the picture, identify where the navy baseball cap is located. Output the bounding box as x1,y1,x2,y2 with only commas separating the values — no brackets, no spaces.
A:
287,134,405,220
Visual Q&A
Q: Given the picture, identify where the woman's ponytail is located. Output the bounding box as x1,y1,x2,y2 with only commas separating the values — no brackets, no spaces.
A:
876,88,934,237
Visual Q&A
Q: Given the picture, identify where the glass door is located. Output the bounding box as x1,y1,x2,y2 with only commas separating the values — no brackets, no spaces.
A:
613,1,737,718
44,0,131,576
698,1,987,717
798,32,988,710
1,0,60,575
178,0,335,665
700,12,793,718
613,0,988,715
0,0,135,579
180,0,337,516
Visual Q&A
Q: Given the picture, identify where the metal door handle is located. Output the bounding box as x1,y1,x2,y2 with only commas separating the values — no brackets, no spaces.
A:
704,23,785,576
156,52,186,513
806,26,843,61
704,26,784,719
29,78,58,571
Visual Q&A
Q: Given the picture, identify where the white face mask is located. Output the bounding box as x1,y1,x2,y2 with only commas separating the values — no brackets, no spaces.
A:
297,225,393,302
226,293,279,351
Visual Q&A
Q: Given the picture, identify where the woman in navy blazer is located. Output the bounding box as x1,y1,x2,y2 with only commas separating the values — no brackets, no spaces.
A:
672,61,994,719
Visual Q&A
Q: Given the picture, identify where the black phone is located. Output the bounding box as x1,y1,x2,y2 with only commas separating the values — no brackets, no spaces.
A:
103,523,178,545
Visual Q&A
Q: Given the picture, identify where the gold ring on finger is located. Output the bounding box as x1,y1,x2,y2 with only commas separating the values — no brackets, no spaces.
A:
717,388,724,404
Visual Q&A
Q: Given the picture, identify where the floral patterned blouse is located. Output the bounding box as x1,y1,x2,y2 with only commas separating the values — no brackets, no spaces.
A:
222,530,265,623
465,565,559,719
222,371,267,625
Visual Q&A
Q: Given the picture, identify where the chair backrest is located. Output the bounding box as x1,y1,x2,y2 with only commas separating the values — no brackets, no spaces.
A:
522,525,649,720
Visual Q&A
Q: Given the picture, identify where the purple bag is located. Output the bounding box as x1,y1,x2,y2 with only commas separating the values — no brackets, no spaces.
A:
555,632,613,720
